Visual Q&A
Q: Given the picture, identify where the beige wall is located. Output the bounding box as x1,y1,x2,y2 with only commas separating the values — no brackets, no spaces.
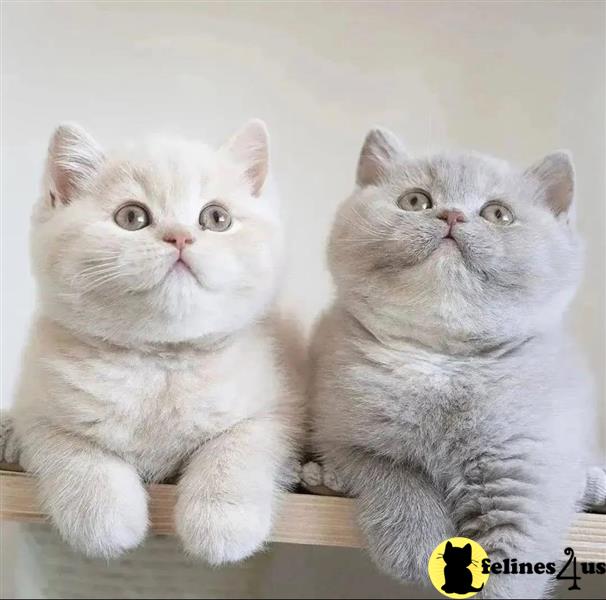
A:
1,1,604,598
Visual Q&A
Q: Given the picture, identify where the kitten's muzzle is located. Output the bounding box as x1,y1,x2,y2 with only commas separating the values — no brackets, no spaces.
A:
437,209,466,237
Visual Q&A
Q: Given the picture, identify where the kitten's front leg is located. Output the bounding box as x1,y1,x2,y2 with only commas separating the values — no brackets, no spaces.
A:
454,457,581,599
19,427,148,558
331,448,455,583
175,417,285,564
459,504,556,600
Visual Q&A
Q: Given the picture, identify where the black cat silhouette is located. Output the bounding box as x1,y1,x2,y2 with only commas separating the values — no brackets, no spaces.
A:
441,541,484,594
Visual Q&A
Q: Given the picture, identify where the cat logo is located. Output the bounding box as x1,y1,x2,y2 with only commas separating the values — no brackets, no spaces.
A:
428,537,490,598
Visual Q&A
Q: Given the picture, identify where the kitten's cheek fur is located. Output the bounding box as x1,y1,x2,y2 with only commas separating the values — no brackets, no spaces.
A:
174,492,272,564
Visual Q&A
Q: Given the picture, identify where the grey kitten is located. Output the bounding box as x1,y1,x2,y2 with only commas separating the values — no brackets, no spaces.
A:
309,128,597,598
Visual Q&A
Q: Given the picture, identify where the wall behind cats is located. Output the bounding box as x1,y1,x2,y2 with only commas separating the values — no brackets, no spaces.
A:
1,2,604,598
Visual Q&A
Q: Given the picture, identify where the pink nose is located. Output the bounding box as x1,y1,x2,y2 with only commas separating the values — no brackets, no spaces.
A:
437,209,466,230
163,233,194,250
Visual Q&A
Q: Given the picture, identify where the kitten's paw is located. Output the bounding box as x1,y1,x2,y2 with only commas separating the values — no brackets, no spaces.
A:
0,411,20,464
301,461,323,487
322,464,345,492
301,461,346,496
358,498,450,583
281,457,303,489
175,495,272,565
45,468,148,558
583,466,606,510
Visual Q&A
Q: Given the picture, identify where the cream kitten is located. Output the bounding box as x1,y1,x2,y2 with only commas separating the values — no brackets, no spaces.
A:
10,121,304,562
309,129,597,598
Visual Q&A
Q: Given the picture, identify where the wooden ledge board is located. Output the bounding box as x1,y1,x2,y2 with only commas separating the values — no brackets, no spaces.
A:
1,468,605,562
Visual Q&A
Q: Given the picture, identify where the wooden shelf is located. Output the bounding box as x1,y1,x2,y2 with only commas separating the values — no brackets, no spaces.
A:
1,467,605,561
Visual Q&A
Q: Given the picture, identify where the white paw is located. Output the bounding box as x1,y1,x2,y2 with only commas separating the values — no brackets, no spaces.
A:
175,495,272,565
301,461,323,487
44,468,148,558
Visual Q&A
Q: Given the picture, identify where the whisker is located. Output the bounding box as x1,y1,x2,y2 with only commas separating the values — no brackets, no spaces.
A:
335,237,404,243
78,261,119,274
73,262,122,277
79,273,126,294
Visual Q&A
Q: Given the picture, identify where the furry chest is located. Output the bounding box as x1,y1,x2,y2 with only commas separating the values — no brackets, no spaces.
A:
349,355,496,456
52,356,251,474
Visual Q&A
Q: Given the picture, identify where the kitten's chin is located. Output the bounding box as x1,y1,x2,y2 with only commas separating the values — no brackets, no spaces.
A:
165,259,205,287
45,305,255,349
375,237,465,276
431,237,464,260
438,236,460,249
41,282,273,348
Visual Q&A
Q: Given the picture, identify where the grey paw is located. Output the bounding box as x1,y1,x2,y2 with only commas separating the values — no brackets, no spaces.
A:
322,464,345,493
301,461,323,487
0,412,20,464
301,461,346,496
583,466,606,511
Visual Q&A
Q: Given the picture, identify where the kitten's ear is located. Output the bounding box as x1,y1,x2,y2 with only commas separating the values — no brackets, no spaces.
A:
222,119,269,197
45,123,104,206
525,151,575,217
445,541,453,551
356,127,406,188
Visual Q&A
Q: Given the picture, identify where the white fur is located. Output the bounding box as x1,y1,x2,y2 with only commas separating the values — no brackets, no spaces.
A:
12,122,304,560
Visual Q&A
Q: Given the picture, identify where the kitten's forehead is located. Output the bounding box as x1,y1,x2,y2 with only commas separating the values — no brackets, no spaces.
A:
389,152,523,207
96,139,241,211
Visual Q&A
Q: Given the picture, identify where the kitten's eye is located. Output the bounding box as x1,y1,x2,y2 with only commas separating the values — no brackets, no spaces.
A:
199,204,232,232
114,203,151,231
480,202,515,225
397,190,433,211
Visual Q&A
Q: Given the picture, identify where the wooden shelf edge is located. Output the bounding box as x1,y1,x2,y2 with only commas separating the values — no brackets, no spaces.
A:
1,469,605,561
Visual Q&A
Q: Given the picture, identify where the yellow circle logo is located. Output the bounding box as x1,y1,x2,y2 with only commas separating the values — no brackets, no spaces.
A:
428,537,490,598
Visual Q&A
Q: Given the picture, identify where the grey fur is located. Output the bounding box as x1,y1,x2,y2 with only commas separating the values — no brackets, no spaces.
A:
0,411,20,464
310,129,597,598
